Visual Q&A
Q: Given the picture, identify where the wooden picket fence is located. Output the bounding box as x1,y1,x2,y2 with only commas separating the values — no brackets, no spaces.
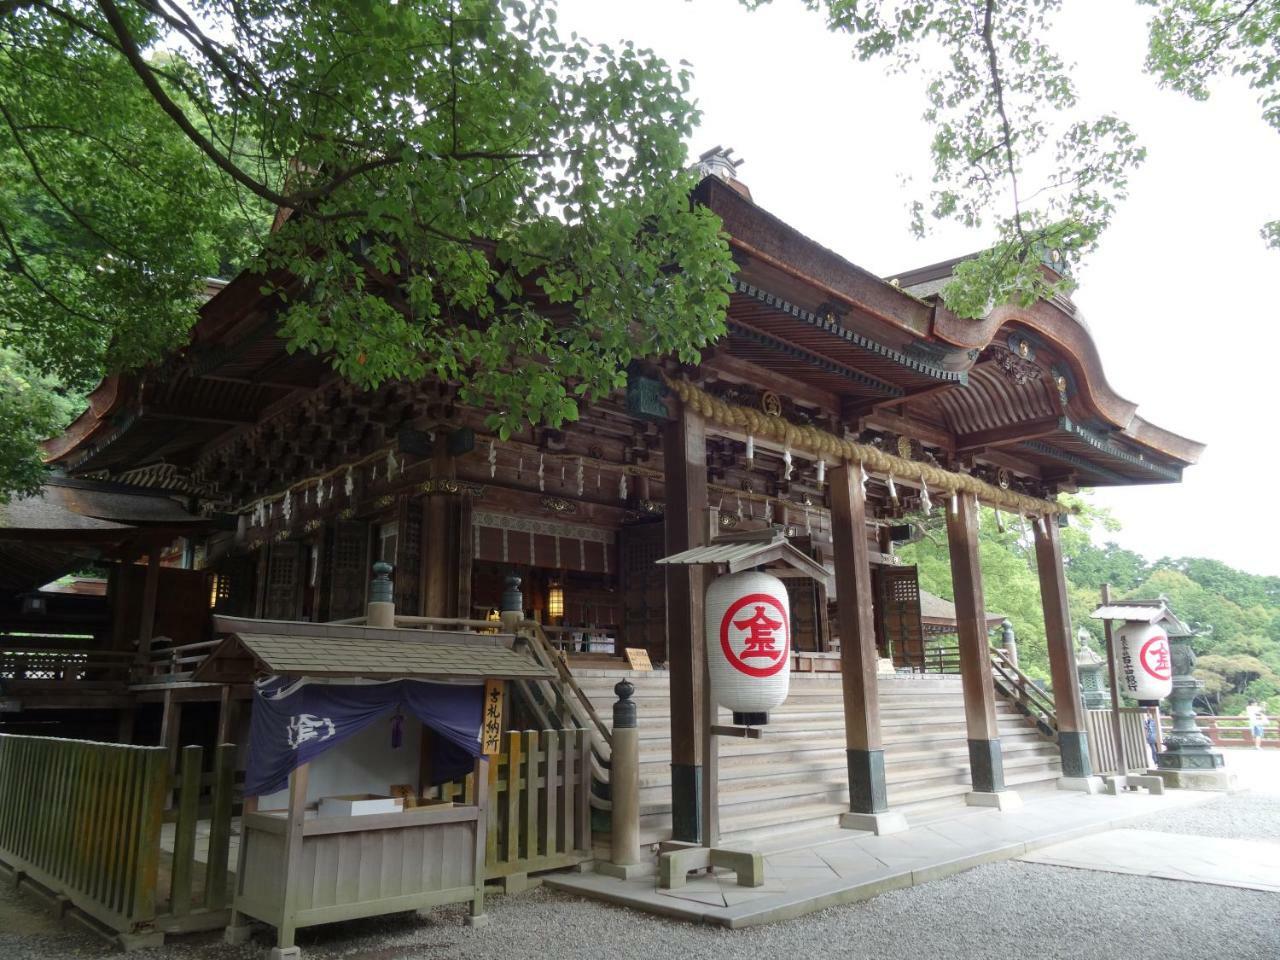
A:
1085,708,1155,775
0,735,169,941
0,735,240,947
161,743,238,933
441,728,592,882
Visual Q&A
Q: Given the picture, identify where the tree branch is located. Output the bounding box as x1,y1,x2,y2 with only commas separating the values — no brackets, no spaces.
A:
980,0,1024,243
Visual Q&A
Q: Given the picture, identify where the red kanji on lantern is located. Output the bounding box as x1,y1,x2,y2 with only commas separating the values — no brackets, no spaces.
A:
733,605,784,661
719,593,790,679
1140,634,1172,681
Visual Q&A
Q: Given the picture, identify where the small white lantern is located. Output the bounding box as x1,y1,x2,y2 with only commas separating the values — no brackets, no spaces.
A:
1115,621,1173,702
704,570,791,724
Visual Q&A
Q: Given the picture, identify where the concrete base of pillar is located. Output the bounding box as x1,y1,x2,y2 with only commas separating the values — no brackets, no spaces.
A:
840,811,909,835
1150,767,1239,793
876,658,896,675
595,860,656,880
1056,775,1105,794
269,947,302,960
965,790,1023,811
1102,774,1164,796
464,914,490,928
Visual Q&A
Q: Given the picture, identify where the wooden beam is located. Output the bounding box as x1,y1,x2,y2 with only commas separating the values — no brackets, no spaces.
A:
1034,518,1091,779
858,408,955,454
970,448,1043,480
702,350,840,414
946,492,1005,794
141,408,259,426
956,416,1061,454
866,380,965,414
829,463,888,814
662,404,707,843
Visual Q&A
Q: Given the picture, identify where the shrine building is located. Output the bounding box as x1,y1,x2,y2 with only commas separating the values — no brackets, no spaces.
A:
0,153,1202,894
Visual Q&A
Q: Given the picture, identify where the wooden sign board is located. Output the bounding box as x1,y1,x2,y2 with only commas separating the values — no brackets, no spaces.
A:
481,679,504,755
624,647,653,672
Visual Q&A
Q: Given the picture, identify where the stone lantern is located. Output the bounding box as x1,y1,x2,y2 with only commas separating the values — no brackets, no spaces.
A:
1075,626,1110,710
1156,610,1232,790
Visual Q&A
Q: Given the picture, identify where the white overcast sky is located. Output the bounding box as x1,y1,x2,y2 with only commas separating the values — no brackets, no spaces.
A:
557,0,1280,577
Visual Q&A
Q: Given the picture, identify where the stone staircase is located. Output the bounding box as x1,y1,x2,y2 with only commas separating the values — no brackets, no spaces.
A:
575,669,1062,846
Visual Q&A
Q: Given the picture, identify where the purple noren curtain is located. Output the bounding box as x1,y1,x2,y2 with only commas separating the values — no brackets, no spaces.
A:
244,677,483,797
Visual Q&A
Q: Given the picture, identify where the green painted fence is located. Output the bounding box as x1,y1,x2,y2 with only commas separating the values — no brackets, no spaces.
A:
0,735,168,937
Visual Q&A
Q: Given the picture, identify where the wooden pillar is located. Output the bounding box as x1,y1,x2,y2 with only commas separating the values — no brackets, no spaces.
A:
277,762,309,950
216,684,239,745
946,493,1005,795
137,545,161,662
159,688,181,761
662,405,706,843
829,464,890,817
1033,517,1093,779
424,446,455,618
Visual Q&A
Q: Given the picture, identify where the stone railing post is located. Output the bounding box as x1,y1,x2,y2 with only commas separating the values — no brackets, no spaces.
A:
367,561,395,627
1000,619,1018,669
590,679,650,880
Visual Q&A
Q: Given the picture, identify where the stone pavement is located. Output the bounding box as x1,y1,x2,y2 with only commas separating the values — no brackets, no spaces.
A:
1019,828,1280,891
546,785,1216,927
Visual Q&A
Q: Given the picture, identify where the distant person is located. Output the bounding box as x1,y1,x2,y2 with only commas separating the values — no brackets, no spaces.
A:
1143,713,1158,767
1244,700,1269,750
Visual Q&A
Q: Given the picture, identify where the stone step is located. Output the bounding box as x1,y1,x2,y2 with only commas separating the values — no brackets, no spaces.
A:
633,727,1055,771
572,662,1061,846
628,716,1039,751
635,750,1062,817
636,736,1060,782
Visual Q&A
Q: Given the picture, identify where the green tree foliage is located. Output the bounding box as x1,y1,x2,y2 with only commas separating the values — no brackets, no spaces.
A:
749,0,1280,313
0,342,85,497
0,0,736,501
896,495,1280,716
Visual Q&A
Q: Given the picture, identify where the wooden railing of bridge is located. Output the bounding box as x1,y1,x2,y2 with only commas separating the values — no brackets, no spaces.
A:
1194,715,1279,748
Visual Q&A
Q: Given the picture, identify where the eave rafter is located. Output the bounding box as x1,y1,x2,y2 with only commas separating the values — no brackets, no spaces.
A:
957,416,1062,455
732,280,966,385
725,320,903,398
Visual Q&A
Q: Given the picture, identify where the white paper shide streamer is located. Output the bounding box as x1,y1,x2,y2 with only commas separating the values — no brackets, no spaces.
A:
704,571,791,722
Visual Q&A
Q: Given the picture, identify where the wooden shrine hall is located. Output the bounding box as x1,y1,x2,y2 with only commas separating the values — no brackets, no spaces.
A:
22,155,1203,845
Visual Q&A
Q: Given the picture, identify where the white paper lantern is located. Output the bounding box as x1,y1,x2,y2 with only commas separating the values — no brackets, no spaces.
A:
704,571,791,722
1115,621,1173,702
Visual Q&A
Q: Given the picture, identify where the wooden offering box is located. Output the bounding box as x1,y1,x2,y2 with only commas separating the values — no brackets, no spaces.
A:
230,761,488,949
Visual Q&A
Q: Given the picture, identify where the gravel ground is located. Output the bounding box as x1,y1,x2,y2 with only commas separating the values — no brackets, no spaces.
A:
4,755,1277,960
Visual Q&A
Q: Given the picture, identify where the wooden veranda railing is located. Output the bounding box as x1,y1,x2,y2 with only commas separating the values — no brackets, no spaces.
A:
0,735,168,941
139,640,223,684
0,644,133,689
990,647,1058,736
440,728,592,884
